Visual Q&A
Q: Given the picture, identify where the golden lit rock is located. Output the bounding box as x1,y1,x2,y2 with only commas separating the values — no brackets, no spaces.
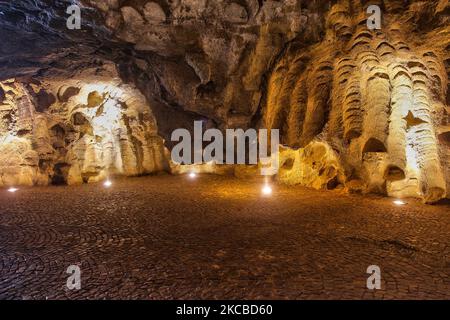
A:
277,142,343,191
263,1,449,203
0,65,168,186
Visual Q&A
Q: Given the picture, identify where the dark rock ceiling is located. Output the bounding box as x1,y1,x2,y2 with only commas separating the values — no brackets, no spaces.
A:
0,0,336,136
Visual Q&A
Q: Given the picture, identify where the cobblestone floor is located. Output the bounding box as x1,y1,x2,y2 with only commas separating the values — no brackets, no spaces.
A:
0,174,449,299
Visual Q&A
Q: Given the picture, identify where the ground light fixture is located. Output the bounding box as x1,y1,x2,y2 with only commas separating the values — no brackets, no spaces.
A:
189,172,197,179
7,187,18,193
103,180,113,188
262,184,272,196
393,199,406,206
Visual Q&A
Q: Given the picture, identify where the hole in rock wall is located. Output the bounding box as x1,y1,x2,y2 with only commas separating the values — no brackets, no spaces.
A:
72,112,89,126
439,132,450,147
39,159,49,172
58,86,80,103
345,129,361,142
71,112,93,136
2,114,12,129
447,83,450,105
326,176,339,190
51,124,65,140
281,157,295,170
34,89,56,112
17,129,30,137
404,111,427,128
319,166,336,178
51,163,69,185
87,91,105,107
385,166,406,182
363,138,387,154
196,81,216,98
50,124,67,152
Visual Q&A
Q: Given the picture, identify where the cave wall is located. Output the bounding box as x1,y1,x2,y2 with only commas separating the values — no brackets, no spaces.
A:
263,0,450,203
0,64,167,186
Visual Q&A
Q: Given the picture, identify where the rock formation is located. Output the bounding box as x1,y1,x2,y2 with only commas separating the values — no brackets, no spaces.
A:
0,0,448,202
0,64,167,186
264,0,450,203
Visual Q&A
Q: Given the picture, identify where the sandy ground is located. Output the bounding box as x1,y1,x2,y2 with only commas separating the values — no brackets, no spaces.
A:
0,174,449,299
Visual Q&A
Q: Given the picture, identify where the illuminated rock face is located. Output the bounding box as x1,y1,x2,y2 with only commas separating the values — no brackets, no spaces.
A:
277,142,344,191
264,1,450,203
0,65,167,186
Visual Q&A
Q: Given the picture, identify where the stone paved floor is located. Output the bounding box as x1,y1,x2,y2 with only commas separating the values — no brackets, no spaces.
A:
0,174,449,300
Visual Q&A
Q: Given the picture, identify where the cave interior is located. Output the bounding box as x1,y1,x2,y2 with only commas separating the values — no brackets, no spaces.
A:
0,0,449,204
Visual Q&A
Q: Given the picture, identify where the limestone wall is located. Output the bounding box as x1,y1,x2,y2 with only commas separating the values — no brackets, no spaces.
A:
263,1,450,203
0,66,168,186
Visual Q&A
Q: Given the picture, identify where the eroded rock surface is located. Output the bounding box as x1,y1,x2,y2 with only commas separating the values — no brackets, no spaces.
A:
0,64,167,186
263,1,450,202
277,142,344,190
